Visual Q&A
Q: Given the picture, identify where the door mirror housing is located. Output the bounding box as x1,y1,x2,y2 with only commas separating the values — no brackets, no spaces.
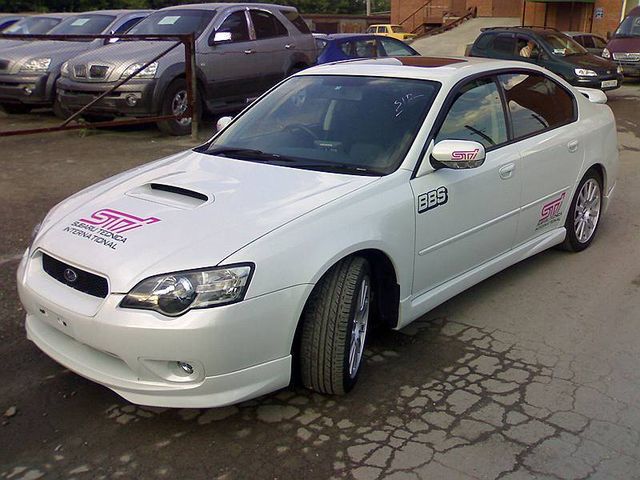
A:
106,37,119,44
216,116,233,132
431,140,486,169
210,31,232,46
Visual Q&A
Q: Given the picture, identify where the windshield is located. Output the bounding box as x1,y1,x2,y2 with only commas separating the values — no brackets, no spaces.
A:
3,16,61,35
49,14,115,36
128,10,215,37
542,33,587,56
203,75,439,175
614,15,640,38
391,25,407,33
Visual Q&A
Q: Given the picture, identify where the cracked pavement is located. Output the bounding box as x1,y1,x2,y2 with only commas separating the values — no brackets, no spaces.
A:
1,84,640,480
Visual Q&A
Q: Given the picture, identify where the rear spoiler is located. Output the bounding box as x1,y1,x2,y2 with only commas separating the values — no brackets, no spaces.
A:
576,87,608,104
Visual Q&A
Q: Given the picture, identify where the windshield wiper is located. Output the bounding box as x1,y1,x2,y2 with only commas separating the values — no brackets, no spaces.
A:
200,147,296,162
290,162,383,175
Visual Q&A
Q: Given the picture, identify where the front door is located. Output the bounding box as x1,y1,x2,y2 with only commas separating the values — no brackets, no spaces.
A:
411,77,521,296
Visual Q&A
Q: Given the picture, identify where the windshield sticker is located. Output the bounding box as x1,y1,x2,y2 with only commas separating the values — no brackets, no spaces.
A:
71,18,90,26
395,93,425,117
63,209,161,250
536,193,565,230
418,186,448,213
158,16,181,25
553,48,566,55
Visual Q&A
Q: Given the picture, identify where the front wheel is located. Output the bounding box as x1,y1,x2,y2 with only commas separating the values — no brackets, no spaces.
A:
561,169,603,252
300,257,372,395
157,79,201,136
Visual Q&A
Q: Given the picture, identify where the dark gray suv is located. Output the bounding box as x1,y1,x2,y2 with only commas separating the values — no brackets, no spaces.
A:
57,3,317,135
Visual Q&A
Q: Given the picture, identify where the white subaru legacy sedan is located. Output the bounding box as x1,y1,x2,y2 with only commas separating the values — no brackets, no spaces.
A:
18,57,618,408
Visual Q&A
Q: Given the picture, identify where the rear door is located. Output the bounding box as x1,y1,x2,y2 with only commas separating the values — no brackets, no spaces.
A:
248,9,292,90
498,72,583,245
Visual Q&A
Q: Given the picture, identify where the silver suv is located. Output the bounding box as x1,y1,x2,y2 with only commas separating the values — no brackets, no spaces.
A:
56,3,317,135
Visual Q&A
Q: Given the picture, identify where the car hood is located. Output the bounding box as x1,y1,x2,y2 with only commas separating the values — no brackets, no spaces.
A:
33,150,378,292
560,53,617,72
0,40,97,73
606,37,640,53
64,40,183,82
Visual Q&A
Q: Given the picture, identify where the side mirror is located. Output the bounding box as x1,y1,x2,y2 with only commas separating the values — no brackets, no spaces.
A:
210,31,232,46
106,37,119,44
431,140,485,169
216,116,233,132
576,87,607,104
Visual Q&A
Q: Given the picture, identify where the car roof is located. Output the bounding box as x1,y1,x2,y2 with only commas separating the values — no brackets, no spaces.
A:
299,56,551,85
481,26,560,36
325,33,379,40
160,3,292,11
564,31,603,37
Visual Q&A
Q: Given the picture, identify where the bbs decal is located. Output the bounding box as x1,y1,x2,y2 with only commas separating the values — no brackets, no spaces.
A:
418,186,448,213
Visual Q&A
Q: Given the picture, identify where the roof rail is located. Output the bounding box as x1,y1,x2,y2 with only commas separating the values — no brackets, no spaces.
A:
480,25,560,32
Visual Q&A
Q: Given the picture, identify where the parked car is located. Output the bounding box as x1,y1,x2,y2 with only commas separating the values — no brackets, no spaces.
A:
57,3,317,135
18,56,617,408
564,31,608,56
0,10,150,115
0,13,77,50
0,15,25,32
469,26,623,91
315,33,418,64
366,24,417,42
602,6,640,79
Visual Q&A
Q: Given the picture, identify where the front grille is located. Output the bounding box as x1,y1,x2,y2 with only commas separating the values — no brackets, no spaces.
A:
89,65,109,79
613,52,640,62
74,65,87,78
42,253,109,298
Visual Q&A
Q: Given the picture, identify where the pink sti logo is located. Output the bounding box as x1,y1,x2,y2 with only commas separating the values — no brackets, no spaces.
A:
80,209,161,234
540,193,566,223
451,149,479,161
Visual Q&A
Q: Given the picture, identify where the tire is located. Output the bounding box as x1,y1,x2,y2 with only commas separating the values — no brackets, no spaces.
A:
1,103,31,114
157,79,201,136
560,169,603,252
300,256,372,395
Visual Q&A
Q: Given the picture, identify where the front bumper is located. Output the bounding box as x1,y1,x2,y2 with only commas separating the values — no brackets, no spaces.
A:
0,71,52,105
616,62,640,78
18,249,313,408
56,77,158,117
573,73,624,91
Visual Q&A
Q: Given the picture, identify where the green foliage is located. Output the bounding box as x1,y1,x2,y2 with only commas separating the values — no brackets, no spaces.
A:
0,0,390,14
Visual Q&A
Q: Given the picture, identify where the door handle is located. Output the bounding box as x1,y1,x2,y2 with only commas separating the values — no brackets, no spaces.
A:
568,140,579,153
499,163,515,180
285,44,295,49
243,49,254,55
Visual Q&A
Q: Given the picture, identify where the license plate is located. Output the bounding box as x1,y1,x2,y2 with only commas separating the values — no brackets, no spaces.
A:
601,80,618,88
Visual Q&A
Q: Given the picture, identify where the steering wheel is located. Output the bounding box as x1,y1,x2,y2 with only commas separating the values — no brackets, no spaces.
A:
284,123,318,141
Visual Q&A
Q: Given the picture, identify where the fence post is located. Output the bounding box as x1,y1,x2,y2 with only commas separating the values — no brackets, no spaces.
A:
185,33,199,141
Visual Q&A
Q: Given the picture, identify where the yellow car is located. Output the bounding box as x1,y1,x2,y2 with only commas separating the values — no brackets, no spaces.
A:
366,24,417,42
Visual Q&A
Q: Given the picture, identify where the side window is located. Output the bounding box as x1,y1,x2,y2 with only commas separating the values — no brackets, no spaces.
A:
250,10,288,39
340,39,377,58
499,73,576,139
280,10,310,34
474,33,493,51
366,26,375,34
492,34,516,56
112,17,144,35
593,36,607,49
379,37,415,56
436,78,508,149
516,36,540,58
216,11,250,43
581,35,595,49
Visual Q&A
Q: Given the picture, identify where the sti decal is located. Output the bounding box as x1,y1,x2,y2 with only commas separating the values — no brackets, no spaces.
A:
536,193,566,231
451,149,479,161
63,209,161,250
418,186,448,213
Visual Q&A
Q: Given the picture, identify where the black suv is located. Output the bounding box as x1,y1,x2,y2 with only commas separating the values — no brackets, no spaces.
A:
469,26,623,91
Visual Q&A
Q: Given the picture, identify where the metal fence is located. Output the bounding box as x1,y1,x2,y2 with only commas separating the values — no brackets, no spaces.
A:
0,33,198,139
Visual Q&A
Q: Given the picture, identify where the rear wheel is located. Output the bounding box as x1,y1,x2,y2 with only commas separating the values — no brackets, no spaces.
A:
1,103,31,114
561,169,603,252
157,79,201,136
300,257,372,395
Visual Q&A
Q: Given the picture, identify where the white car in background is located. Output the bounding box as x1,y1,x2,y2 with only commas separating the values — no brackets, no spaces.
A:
17,57,618,408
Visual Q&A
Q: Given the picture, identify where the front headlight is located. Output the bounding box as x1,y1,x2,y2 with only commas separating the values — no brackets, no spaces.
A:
602,48,611,59
120,264,254,317
21,58,52,72
617,65,623,74
60,61,69,77
575,68,598,77
121,62,158,79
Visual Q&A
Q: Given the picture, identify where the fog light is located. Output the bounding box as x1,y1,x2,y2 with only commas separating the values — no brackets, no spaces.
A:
176,361,194,375
125,94,138,107
23,87,33,95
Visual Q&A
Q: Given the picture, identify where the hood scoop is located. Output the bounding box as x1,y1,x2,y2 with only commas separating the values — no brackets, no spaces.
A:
126,183,211,209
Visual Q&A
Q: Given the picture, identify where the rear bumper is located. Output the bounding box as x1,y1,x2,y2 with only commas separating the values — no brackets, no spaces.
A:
56,77,159,117
0,72,52,105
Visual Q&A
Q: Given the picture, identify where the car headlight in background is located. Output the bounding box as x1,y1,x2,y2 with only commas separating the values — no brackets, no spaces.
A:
602,48,611,59
60,61,69,77
121,62,158,79
575,68,598,77
120,264,254,317
21,58,51,72
617,65,623,74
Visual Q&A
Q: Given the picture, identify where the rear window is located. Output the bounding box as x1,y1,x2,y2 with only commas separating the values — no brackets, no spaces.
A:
474,33,493,51
128,10,215,37
3,16,60,35
281,10,310,34
315,38,328,54
49,14,116,35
